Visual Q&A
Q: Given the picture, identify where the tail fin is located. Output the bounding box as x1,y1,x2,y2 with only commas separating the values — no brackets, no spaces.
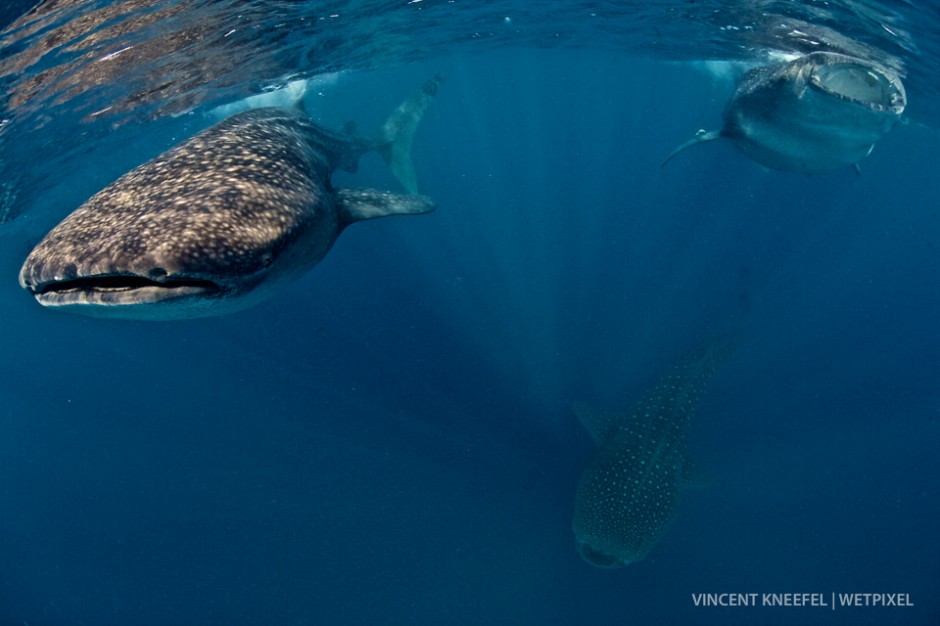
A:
660,129,722,168
377,74,444,194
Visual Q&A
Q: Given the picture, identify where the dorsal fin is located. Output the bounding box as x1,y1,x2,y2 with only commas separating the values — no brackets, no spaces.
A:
660,129,723,168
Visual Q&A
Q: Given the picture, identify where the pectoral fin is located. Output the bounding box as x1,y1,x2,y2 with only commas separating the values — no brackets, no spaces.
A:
572,401,627,446
661,129,723,168
336,187,436,226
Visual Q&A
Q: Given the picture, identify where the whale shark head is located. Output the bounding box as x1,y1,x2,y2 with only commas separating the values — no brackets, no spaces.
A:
18,109,338,320
662,52,906,173
18,185,330,320
724,52,906,173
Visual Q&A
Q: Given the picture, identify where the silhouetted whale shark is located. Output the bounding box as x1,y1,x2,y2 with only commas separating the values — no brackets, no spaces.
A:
19,75,443,320
663,52,905,173
572,339,734,568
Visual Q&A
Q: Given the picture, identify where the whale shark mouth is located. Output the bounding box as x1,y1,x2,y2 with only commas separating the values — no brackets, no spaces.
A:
28,274,222,305
576,541,626,569
810,62,904,113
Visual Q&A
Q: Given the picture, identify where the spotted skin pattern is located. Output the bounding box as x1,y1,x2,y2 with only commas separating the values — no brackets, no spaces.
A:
573,340,732,568
24,109,331,291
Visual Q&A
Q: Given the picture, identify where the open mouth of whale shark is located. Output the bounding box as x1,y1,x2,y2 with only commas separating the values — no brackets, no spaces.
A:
809,62,903,112
28,274,223,306
576,541,625,568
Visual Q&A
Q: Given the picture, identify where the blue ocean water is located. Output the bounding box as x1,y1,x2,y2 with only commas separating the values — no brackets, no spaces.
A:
1,2,939,625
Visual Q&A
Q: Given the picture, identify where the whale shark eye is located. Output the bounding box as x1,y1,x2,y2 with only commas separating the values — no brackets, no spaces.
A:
149,267,168,279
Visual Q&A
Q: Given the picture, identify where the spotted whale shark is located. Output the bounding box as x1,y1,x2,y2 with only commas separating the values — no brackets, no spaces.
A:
572,339,733,568
662,52,906,173
19,75,443,320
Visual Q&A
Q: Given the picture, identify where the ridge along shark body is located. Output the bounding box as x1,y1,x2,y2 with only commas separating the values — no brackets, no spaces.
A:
662,52,906,174
572,339,734,568
19,75,443,320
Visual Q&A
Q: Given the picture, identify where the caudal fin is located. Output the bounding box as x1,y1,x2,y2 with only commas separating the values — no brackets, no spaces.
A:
377,74,444,194
660,129,722,168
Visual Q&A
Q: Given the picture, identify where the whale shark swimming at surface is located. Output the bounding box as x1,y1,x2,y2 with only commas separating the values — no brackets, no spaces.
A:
18,75,443,320
662,52,906,174
572,339,734,568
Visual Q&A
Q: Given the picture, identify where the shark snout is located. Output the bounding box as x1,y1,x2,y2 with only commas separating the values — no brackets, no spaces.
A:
19,252,224,310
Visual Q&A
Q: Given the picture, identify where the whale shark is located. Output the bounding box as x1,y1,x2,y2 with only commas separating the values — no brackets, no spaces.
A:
572,339,733,568
662,52,906,174
19,75,443,320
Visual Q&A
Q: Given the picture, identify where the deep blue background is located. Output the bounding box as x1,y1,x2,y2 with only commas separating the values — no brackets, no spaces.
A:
1,50,938,625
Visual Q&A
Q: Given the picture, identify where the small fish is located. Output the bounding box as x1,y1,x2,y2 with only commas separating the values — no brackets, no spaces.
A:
19,75,444,320
662,52,905,173
572,339,733,568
